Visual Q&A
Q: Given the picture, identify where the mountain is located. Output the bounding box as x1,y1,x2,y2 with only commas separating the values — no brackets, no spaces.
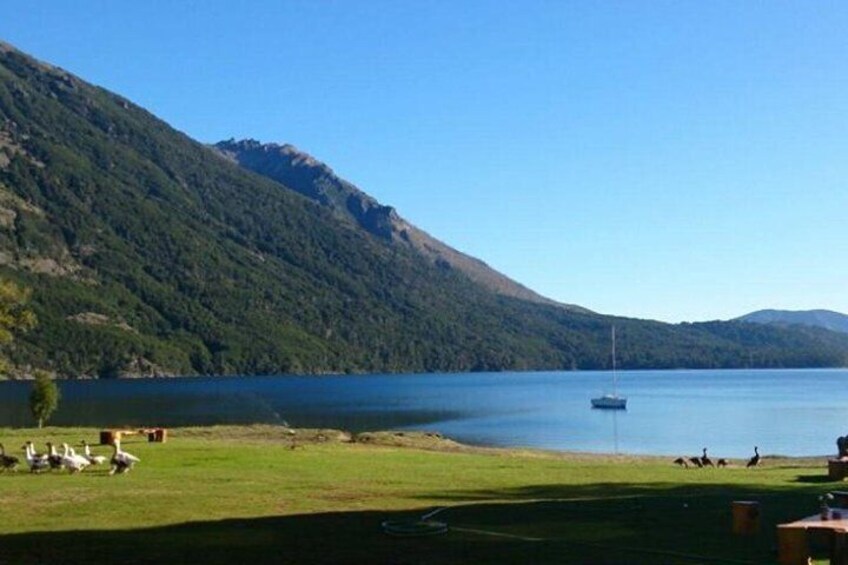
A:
212,139,585,311
2,40,848,378
736,309,848,334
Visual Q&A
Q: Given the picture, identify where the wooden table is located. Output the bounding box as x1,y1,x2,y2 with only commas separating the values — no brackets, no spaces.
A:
778,512,848,565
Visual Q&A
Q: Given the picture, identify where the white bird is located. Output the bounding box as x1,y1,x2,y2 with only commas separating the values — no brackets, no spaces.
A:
61,443,90,473
80,440,107,465
22,442,49,473
109,439,140,475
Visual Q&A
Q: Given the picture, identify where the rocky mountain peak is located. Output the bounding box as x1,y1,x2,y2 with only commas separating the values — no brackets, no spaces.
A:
213,138,397,239
213,138,586,311
217,139,327,171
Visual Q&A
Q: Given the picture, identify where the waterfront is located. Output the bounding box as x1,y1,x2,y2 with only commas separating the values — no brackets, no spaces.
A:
1,369,845,457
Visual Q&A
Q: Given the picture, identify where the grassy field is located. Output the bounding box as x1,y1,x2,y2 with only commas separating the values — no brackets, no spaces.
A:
0,425,839,564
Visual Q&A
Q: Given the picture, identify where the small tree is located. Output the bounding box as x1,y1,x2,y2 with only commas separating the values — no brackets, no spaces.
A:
29,370,59,428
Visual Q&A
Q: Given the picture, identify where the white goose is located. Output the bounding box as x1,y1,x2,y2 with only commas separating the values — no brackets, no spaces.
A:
109,439,140,475
61,443,90,473
23,441,49,473
80,440,107,465
0,443,19,472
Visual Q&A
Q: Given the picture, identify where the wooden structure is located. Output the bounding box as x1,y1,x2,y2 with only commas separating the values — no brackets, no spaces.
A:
731,500,760,535
833,492,848,507
777,512,848,564
830,459,848,481
146,428,167,443
99,428,167,445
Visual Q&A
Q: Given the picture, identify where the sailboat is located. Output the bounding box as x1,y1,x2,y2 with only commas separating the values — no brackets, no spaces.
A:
591,326,627,410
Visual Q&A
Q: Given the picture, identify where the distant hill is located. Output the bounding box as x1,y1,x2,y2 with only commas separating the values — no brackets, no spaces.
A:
2,40,848,377
736,309,848,334
212,139,585,311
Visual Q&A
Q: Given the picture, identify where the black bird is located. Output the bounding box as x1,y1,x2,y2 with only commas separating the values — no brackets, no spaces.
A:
746,446,760,468
700,448,714,467
0,443,19,472
45,442,64,470
673,457,689,468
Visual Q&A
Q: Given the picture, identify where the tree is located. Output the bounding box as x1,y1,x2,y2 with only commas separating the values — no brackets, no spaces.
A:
29,370,60,428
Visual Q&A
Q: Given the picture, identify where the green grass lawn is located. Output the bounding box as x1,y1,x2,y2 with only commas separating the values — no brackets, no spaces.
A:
0,426,838,564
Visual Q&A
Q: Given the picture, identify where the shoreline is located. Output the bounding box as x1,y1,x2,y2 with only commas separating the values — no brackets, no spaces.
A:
139,424,848,463
3,423,832,465
3,365,848,381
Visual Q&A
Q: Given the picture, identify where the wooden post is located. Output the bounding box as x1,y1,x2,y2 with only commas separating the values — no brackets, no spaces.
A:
732,501,760,535
100,430,118,445
146,428,168,443
777,525,809,565
832,530,848,565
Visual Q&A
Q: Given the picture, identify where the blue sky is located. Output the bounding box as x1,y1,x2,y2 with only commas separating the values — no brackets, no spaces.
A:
3,2,847,322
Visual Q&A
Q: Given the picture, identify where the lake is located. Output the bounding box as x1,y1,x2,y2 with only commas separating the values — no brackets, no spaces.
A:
1,369,846,458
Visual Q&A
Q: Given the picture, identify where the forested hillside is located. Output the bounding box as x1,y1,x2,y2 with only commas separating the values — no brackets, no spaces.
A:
1,41,847,378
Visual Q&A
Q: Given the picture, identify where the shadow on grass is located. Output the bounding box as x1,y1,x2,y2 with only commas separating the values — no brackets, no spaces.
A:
406,480,836,564
794,474,839,484
0,479,834,564
1,509,557,565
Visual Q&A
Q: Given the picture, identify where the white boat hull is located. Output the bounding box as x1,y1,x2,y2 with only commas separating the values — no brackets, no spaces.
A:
591,395,627,410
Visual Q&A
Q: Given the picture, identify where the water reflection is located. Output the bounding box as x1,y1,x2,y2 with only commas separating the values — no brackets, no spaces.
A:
0,369,846,457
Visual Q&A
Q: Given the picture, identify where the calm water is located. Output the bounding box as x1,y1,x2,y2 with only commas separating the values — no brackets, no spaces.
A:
1,369,846,458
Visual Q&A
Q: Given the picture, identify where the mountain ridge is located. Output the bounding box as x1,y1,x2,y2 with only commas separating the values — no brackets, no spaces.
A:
736,309,848,334
1,40,848,377
213,138,586,311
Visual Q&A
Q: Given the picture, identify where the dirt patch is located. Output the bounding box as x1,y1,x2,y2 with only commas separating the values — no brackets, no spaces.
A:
20,256,81,276
66,312,138,334
354,430,465,451
173,425,353,445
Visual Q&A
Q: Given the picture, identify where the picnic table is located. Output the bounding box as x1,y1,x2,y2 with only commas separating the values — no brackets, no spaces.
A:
777,512,848,565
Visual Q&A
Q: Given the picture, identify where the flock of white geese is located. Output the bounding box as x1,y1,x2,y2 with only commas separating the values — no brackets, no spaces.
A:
0,439,140,475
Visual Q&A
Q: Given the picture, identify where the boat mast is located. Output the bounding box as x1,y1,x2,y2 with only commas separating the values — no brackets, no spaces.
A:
611,326,617,395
